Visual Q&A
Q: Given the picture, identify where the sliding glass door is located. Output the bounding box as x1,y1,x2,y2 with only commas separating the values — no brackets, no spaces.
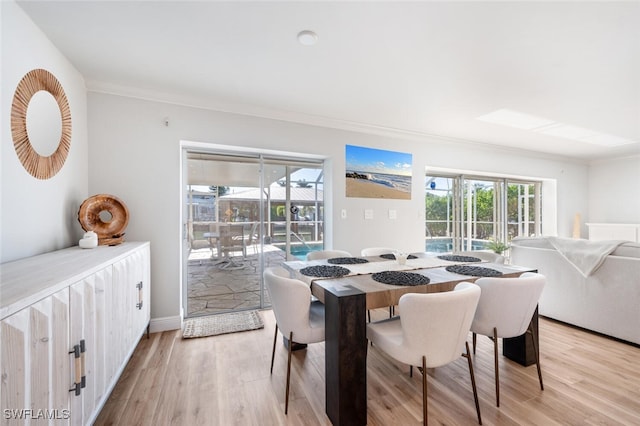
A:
261,159,324,261
182,150,323,317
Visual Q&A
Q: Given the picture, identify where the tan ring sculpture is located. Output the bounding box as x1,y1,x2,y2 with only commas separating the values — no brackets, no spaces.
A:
78,194,129,245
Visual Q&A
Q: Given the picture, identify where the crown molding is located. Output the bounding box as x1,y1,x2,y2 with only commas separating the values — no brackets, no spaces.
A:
87,80,592,165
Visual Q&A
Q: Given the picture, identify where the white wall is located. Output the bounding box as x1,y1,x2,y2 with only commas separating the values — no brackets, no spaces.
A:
1,1,88,263
1,0,604,328
87,92,590,325
588,156,640,224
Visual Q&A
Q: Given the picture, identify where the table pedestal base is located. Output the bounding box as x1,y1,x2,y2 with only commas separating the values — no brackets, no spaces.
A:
324,289,367,425
503,307,539,366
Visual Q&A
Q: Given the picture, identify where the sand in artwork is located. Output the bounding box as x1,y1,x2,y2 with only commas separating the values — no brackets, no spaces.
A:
345,144,412,200
346,177,411,199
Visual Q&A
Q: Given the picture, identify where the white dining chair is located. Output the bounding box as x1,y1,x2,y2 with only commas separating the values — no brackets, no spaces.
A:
264,266,325,414
454,250,505,264
360,247,399,256
360,247,401,320
366,282,482,425
470,272,546,407
305,249,352,261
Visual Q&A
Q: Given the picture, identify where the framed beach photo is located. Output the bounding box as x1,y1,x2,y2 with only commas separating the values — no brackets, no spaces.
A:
345,144,412,199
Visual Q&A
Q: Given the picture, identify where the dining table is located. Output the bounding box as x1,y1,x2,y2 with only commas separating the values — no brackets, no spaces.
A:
283,252,538,426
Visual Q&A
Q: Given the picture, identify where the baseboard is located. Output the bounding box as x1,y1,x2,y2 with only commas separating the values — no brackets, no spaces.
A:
149,315,182,333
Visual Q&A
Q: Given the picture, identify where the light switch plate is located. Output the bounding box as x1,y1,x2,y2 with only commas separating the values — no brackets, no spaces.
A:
364,209,374,220
341,209,347,219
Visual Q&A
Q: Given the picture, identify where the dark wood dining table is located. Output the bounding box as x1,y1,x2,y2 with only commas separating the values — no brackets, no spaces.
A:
283,253,538,426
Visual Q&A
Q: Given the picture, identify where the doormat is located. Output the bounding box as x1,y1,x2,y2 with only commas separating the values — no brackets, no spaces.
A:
182,310,264,339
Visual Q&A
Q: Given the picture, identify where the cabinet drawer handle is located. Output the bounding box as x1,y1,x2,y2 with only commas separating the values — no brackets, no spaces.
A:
136,281,143,310
69,344,81,396
80,339,86,389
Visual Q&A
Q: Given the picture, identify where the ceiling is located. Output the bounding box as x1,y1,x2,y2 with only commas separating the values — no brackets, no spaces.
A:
17,1,640,161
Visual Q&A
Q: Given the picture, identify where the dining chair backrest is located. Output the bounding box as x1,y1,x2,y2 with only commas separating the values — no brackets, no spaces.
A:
306,249,352,261
264,266,324,343
454,250,505,264
360,247,399,256
471,272,546,338
396,282,481,368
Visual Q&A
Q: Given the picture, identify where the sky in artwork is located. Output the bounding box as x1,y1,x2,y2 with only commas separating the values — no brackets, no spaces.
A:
346,144,413,177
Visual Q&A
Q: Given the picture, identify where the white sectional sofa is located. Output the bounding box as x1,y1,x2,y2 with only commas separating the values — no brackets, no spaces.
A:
510,237,640,345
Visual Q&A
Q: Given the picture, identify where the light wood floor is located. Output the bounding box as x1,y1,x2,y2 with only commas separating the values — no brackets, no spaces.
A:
96,309,640,425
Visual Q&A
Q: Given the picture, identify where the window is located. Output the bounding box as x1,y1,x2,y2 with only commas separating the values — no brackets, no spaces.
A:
425,174,542,253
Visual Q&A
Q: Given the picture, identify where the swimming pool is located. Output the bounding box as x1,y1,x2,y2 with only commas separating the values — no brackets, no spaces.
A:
273,242,324,260
275,239,488,258
425,238,488,253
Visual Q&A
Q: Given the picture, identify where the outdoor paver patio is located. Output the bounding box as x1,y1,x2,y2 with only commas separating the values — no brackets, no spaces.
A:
186,245,287,316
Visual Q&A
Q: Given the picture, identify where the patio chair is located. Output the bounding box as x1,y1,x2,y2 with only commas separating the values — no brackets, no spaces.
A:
245,222,260,256
218,224,247,269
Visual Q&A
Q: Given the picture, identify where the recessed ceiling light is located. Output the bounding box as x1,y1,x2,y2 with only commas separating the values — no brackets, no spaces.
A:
297,30,318,46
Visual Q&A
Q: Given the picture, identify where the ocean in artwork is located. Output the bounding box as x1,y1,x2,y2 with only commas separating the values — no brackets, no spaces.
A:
346,170,412,194
345,144,413,199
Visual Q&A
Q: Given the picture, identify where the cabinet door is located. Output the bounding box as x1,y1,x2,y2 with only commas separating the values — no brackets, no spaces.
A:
112,246,150,354
133,245,150,335
1,288,70,426
68,267,111,426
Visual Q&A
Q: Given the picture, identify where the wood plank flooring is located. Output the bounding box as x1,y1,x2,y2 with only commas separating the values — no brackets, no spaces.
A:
95,309,640,425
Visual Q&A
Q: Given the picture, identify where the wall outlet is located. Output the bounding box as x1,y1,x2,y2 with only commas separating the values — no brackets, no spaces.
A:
364,209,374,220
388,209,397,219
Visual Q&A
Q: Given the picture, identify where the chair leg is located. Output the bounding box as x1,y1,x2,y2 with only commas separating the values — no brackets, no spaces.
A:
463,341,482,425
368,310,371,323
285,331,293,415
472,332,477,354
410,365,413,377
527,324,544,391
270,324,278,374
422,355,427,426
493,327,500,407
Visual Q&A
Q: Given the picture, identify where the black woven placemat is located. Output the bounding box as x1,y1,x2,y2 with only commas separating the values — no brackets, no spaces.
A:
300,265,351,278
372,271,431,286
437,254,482,263
445,265,503,277
327,257,369,265
379,253,418,260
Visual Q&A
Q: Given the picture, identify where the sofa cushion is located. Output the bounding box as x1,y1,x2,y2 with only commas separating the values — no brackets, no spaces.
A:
612,242,640,258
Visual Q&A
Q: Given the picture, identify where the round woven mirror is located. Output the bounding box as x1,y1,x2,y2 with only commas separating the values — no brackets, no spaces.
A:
11,69,72,179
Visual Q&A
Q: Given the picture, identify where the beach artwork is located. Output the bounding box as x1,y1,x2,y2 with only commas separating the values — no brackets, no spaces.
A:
345,144,412,199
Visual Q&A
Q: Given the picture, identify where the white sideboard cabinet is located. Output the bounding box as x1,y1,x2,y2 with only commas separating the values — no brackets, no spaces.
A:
1,242,150,426
586,223,640,243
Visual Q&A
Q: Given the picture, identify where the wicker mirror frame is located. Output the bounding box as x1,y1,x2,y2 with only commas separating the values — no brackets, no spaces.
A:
11,69,72,180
